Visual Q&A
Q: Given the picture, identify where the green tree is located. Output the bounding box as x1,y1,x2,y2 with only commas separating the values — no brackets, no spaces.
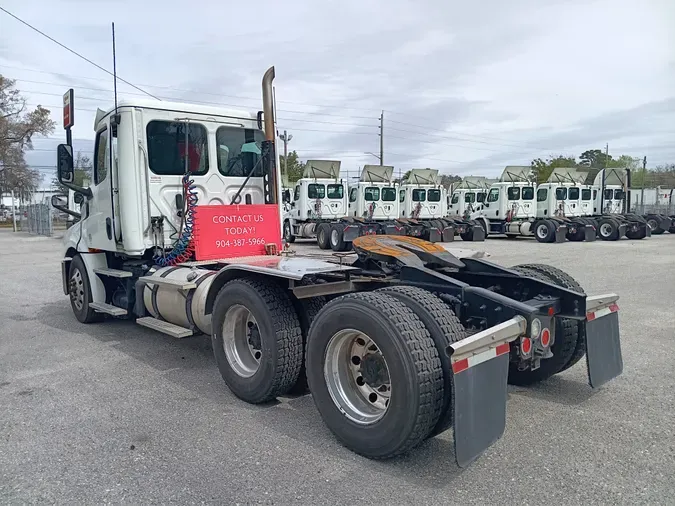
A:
51,151,92,194
0,75,56,200
530,155,577,183
440,173,462,189
279,150,306,184
579,149,612,168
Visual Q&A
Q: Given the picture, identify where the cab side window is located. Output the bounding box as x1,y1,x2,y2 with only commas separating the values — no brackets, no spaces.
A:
94,128,109,185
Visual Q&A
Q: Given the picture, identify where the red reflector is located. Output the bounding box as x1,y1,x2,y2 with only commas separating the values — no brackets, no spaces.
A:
496,342,510,356
609,303,619,312
587,312,596,322
452,358,469,374
548,307,555,316
521,337,532,355
540,328,551,347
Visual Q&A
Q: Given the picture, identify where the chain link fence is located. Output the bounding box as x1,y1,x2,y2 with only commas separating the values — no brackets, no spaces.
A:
14,203,70,237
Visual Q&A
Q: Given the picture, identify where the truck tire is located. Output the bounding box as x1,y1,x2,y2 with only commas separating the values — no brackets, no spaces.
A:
514,263,587,373
506,265,580,385
305,292,443,459
330,223,350,251
288,292,326,396
376,286,467,437
598,217,620,241
534,220,555,243
68,255,104,324
211,277,303,404
646,216,664,234
283,220,295,243
316,223,331,249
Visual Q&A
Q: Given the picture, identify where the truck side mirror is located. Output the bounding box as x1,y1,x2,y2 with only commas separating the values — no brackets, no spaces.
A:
57,144,74,184
51,192,81,220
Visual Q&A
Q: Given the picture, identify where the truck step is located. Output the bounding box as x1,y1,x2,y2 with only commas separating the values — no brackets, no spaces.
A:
138,276,196,290
89,302,128,316
136,317,193,338
94,267,133,278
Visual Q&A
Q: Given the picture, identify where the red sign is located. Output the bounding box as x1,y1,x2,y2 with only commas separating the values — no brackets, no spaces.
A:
63,89,74,129
193,204,282,260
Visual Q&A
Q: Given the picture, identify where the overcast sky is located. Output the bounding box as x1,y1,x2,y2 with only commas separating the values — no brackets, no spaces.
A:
1,0,674,185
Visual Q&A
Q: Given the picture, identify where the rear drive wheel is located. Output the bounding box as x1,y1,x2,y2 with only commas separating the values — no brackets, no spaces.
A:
316,223,331,249
211,277,303,403
305,292,443,459
289,290,326,396
507,265,581,385
283,220,295,243
68,255,104,324
534,220,555,243
376,286,466,437
330,223,350,251
598,218,620,241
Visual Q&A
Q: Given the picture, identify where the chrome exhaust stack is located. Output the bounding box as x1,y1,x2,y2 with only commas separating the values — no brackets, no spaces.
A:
262,66,278,204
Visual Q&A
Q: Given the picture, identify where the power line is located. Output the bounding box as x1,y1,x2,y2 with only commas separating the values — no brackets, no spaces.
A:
0,7,159,100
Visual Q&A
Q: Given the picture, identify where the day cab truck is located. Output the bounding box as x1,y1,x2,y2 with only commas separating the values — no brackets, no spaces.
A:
281,159,348,245
51,66,624,468
448,176,495,218
397,168,485,243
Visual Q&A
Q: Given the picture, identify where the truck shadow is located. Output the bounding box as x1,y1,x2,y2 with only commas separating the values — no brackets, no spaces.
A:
508,375,595,405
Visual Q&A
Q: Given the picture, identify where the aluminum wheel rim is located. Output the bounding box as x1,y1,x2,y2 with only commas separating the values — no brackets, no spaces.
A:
222,304,262,378
324,329,391,425
536,224,548,239
69,268,85,310
648,219,657,230
600,223,612,237
331,229,339,246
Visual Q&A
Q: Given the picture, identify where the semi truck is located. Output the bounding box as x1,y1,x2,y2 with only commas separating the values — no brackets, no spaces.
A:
448,176,495,217
281,159,347,245
51,66,624,466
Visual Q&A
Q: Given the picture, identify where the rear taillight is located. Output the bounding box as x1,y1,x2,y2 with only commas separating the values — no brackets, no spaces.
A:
520,336,532,356
540,328,551,348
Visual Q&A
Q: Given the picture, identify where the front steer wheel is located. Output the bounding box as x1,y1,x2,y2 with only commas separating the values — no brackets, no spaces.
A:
305,292,443,459
211,277,303,403
68,255,104,324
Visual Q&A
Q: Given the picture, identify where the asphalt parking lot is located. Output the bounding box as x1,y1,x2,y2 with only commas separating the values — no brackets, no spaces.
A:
1,229,674,505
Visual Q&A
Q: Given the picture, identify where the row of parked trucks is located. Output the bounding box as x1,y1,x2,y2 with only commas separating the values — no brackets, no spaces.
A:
448,166,675,242
282,163,484,250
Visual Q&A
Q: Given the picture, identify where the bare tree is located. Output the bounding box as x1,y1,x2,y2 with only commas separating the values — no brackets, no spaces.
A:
0,75,56,200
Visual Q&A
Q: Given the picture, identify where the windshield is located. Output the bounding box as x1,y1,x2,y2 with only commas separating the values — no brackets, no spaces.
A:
381,187,397,201
487,188,499,202
327,184,343,199
216,126,265,177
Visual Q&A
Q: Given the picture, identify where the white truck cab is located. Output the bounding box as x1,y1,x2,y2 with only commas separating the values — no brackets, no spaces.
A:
448,177,494,217
347,165,399,220
399,169,446,220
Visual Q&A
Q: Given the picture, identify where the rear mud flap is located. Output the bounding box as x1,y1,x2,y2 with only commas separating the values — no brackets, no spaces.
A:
468,226,486,242
453,352,509,467
555,225,568,242
343,226,360,242
585,310,623,388
584,225,596,241
427,228,442,243
646,224,652,237
442,225,455,242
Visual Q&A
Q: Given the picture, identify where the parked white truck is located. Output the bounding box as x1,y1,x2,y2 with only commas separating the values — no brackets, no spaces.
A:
50,66,624,468
281,159,347,245
448,176,496,217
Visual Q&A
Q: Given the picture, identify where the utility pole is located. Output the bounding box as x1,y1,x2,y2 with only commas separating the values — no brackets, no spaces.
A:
640,156,647,213
379,111,384,166
600,143,609,214
10,189,17,232
279,130,292,181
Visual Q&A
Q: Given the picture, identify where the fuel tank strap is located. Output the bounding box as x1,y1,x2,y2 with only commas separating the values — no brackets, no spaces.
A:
184,271,216,330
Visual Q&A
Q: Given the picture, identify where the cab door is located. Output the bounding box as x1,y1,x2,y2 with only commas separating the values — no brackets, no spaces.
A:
82,120,118,251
